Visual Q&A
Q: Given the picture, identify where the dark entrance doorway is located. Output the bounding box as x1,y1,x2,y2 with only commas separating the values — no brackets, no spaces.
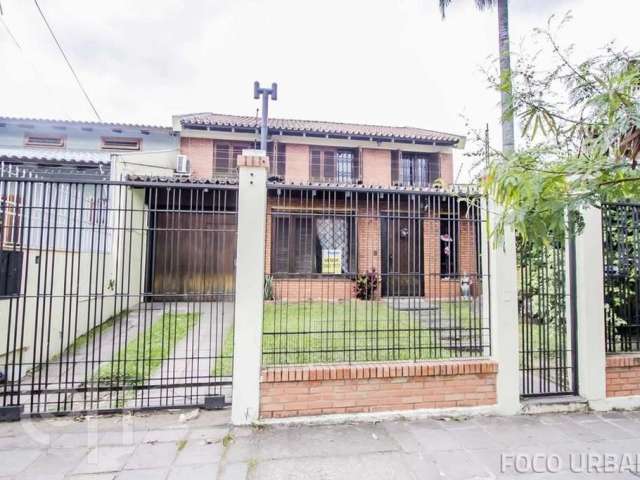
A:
147,188,237,302
380,214,424,297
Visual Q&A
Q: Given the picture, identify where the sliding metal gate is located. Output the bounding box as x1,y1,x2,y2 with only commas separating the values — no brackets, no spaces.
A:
517,237,577,397
0,174,237,416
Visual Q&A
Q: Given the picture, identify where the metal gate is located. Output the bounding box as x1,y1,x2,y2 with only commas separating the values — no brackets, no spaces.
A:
0,173,237,416
602,202,640,353
517,237,577,397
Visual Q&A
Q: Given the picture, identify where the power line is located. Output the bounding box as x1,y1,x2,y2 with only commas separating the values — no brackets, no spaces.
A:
0,16,19,48
33,0,102,121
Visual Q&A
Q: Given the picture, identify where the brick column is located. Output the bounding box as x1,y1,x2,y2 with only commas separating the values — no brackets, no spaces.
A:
231,150,268,425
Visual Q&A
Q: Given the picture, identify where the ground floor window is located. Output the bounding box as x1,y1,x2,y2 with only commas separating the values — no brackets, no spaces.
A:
271,212,355,275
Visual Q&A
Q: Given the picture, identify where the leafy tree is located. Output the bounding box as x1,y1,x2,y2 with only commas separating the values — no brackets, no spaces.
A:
440,0,515,153
481,17,640,245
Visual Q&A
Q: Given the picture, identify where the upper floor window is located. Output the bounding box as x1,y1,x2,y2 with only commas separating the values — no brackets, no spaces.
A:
212,142,251,177
24,135,65,148
268,143,286,179
101,137,141,151
392,152,440,187
310,148,360,183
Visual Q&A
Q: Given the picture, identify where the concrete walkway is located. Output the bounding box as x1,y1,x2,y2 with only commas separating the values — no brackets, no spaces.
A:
11,301,233,413
2,409,640,479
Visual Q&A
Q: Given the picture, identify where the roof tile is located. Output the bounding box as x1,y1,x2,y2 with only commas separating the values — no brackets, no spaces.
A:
180,113,463,145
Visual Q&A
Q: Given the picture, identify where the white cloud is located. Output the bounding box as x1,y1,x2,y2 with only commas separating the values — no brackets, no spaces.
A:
0,0,637,179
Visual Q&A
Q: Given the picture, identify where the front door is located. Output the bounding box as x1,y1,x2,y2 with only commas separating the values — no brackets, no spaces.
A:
381,215,424,297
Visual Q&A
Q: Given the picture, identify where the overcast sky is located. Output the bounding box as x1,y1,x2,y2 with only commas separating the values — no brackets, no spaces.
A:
0,0,638,179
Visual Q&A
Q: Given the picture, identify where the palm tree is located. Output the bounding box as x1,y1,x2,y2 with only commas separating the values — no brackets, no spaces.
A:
439,0,515,153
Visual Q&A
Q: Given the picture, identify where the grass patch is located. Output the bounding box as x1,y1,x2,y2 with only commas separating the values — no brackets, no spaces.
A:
212,300,481,371
262,300,435,364
95,313,199,385
519,321,568,366
25,309,131,377
211,328,234,377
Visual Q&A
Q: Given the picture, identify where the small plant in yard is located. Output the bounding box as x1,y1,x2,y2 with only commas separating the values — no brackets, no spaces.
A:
176,439,188,452
222,432,234,448
355,269,378,300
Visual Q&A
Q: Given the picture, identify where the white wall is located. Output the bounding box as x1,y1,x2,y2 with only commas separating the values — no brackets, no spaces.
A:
0,187,148,380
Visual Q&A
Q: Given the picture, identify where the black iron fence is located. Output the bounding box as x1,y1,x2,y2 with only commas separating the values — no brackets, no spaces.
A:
517,237,576,397
0,172,237,415
262,184,490,366
602,202,640,353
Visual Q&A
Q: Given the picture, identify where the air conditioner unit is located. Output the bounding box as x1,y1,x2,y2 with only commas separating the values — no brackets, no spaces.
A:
175,154,191,175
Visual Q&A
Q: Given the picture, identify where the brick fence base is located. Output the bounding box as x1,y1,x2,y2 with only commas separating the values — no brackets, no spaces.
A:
606,354,640,397
260,359,497,419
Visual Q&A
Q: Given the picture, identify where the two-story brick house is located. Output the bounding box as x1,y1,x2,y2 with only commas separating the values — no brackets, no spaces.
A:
174,113,478,301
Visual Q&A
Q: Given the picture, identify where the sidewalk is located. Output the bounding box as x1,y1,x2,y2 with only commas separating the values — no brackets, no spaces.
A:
1,408,640,479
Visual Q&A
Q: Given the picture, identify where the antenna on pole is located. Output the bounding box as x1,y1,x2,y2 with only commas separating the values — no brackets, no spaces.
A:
253,81,278,152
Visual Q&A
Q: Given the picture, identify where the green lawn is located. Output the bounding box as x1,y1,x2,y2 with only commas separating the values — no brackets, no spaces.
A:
96,312,199,385
213,299,482,373
519,321,570,366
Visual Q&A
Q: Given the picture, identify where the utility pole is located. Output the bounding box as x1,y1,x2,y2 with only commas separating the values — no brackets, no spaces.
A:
253,81,277,151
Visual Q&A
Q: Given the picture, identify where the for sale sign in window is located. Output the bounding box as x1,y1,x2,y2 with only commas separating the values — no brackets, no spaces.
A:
322,249,342,274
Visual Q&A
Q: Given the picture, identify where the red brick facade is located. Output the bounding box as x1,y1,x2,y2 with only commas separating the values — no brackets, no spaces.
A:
182,136,470,301
181,137,454,187
361,148,392,186
260,359,497,419
180,137,213,178
263,195,478,301
606,354,640,397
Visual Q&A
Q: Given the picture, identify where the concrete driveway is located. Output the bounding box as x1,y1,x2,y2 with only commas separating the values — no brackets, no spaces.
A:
2,409,640,479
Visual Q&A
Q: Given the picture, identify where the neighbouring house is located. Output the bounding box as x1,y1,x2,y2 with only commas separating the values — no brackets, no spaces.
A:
0,117,179,369
0,116,178,179
174,113,478,301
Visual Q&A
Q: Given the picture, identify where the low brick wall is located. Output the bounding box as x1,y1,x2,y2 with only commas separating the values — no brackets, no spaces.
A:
260,359,497,419
606,354,640,397
272,278,355,301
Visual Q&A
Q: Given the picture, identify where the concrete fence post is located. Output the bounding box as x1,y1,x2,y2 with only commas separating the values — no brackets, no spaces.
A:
231,150,269,425
574,206,607,409
486,199,520,415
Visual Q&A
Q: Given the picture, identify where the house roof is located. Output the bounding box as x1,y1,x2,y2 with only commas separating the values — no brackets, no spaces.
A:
0,146,111,164
0,116,171,131
179,113,464,146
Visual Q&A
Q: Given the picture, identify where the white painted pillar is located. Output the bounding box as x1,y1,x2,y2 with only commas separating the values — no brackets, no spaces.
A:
574,206,607,409
231,150,269,425
486,199,520,415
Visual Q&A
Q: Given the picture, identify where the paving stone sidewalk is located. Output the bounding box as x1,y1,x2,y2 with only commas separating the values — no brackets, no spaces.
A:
2,408,640,479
